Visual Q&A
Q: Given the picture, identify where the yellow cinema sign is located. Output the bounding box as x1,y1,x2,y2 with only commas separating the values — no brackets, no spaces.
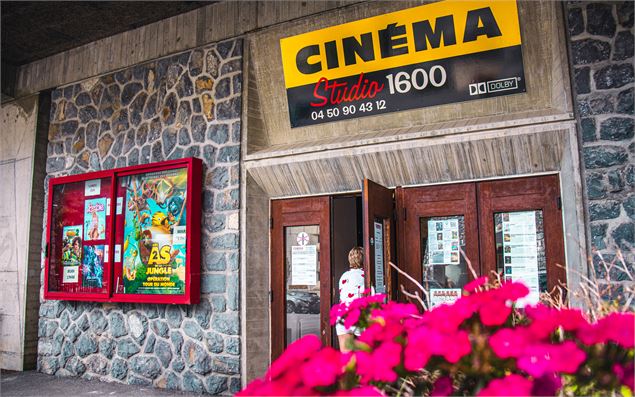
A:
280,0,521,89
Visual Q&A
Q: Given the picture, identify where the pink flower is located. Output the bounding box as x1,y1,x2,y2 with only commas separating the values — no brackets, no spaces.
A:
266,335,322,380
465,276,488,292
526,305,588,340
496,281,530,302
576,320,607,345
525,305,560,339
557,308,588,331
358,322,404,347
479,301,512,326
516,341,586,377
334,386,385,396
601,312,635,348
439,330,472,363
355,341,402,383
478,374,533,396
404,326,441,371
575,312,633,347
343,307,361,328
431,376,453,396
302,347,343,388
371,301,419,321
489,328,531,358
330,303,345,326
423,298,476,332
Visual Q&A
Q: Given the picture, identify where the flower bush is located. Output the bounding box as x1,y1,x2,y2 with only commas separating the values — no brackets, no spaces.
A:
239,278,634,396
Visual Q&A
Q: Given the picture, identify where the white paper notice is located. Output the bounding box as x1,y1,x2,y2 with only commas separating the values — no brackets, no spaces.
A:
63,266,79,283
429,288,461,307
106,198,111,215
291,245,317,285
374,222,386,294
115,244,122,263
104,244,109,263
427,219,460,265
85,179,101,196
116,197,123,215
502,211,540,306
173,226,187,245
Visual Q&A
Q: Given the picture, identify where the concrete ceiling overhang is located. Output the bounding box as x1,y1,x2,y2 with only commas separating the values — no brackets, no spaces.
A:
1,1,210,99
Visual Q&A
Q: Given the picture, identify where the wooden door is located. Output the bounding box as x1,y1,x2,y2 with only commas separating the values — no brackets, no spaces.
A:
477,175,566,299
270,196,331,359
396,183,480,307
362,179,396,300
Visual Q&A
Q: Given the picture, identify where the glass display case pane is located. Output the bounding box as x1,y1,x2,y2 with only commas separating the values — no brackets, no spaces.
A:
115,167,189,295
494,210,546,306
47,177,111,294
420,216,467,307
285,225,320,346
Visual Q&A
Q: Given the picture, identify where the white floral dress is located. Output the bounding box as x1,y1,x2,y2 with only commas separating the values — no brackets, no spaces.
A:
336,268,365,335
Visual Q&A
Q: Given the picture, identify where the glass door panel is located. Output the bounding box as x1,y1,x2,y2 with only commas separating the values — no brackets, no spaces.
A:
284,225,321,346
420,216,467,307
494,210,547,306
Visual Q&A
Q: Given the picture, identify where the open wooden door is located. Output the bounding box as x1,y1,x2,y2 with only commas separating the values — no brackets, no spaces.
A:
270,196,331,360
362,179,396,300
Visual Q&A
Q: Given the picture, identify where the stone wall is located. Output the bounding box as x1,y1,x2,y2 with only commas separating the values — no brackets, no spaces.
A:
566,2,634,289
37,39,242,394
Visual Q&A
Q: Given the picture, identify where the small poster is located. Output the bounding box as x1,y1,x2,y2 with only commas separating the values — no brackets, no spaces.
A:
116,197,123,215
84,179,101,196
374,222,386,294
63,266,79,283
429,288,462,308
173,226,186,245
61,225,83,267
501,211,540,306
84,198,106,240
115,244,121,263
82,245,105,288
428,219,460,265
291,245,317,285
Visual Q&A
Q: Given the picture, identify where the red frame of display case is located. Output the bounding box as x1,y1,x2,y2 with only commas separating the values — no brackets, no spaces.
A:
44,158,202,304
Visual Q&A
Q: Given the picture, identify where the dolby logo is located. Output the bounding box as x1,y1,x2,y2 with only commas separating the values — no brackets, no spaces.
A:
469,77,519,96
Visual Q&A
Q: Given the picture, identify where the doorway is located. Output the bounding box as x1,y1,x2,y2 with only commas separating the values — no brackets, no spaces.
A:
270,174,566,359
397,175,566,307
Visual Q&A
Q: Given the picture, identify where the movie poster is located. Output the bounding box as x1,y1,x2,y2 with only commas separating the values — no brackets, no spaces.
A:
84,198,106,240
427,219,460,265
121,168,188,295
62,225,82,283
82,245,105,287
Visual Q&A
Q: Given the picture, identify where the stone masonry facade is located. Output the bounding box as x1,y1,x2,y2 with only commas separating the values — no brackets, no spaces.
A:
567,2,634,289
38,39,242,394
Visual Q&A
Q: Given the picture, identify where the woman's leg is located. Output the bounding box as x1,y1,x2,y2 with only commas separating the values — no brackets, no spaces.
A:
337,333,354,353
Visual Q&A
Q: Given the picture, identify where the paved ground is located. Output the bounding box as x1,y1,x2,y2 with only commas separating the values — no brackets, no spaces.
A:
0,370,201,396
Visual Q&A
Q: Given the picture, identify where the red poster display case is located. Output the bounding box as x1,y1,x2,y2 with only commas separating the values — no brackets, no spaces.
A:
44,158,202,304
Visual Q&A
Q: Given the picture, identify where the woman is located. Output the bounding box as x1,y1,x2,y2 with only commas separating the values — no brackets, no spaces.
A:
336,247,365,353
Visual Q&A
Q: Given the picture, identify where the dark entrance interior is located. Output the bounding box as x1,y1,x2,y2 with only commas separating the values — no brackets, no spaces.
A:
331,195,363,306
